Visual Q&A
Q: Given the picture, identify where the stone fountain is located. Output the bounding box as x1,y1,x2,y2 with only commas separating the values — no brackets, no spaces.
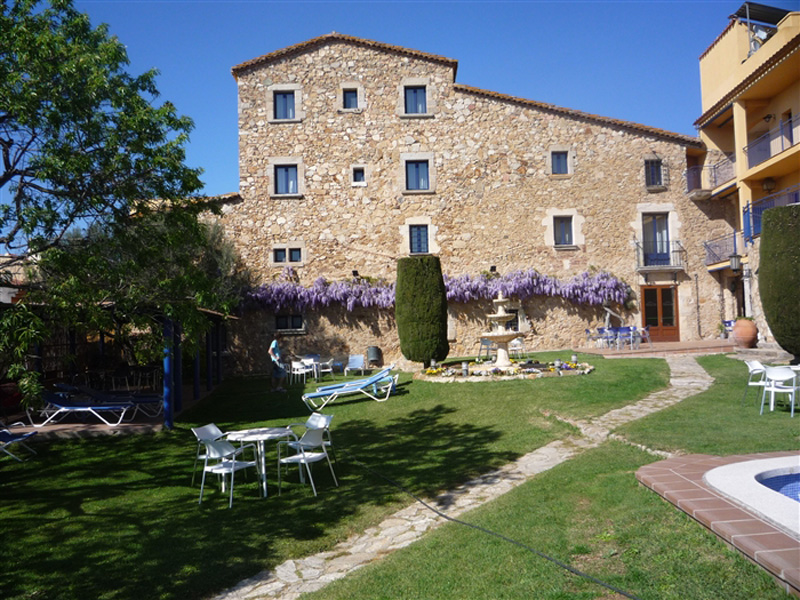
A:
482,291,520,369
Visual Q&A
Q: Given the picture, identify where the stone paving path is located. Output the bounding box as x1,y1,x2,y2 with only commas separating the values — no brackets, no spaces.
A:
211,355,714,600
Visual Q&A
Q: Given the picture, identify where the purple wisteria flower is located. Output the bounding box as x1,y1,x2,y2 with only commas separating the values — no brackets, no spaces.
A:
246,267,630,311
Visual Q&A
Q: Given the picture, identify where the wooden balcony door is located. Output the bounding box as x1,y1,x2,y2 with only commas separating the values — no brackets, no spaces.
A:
642,285,680,342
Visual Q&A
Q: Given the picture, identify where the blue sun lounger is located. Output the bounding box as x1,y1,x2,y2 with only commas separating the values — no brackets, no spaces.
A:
302,365,397,411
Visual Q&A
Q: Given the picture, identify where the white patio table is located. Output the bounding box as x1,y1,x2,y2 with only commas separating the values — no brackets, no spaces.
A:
226,427,296,497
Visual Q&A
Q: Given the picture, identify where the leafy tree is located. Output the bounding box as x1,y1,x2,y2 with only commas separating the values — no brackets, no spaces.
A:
395,255,449,367
0,0,242,403
0,0,202,261
759,204,800,362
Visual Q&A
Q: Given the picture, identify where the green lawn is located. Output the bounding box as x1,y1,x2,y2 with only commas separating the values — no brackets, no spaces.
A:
0,352,793,600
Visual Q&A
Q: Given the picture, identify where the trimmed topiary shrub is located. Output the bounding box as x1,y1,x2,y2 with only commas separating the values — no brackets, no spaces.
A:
395,255,449,366
759,204,800,361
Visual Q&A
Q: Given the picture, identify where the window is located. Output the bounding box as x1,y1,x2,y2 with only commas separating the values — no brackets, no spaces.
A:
273,91,295,120
554,216,573,246
275,165,298,195
343,89,358,110
352,166,366,185
551,151,569,175
289,248,302,262
273,248,287,263
406,160,429,191
276,314,304,331
404,86,427,114
273,247,302,263
409,224,429,254
644,158,667,190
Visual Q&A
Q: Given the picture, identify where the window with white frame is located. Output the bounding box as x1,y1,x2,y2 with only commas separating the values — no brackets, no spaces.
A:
547,145,574,176
269,157,304,197
553,216,573,246
409,224,429,254
267,83,303,123
398,77,434,118
400,152,435,193
338,81,365,112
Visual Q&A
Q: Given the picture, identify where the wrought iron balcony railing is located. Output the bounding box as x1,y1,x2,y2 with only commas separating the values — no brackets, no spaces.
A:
685,154,736,194
745,118,798,169
703,231,744,266
744,183,800,242
634,240,686,270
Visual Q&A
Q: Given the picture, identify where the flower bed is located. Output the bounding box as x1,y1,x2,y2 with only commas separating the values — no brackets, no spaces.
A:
416,361,595,383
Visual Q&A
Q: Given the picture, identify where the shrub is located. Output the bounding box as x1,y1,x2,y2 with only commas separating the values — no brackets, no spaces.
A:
395,256,449,366
759,204,800,360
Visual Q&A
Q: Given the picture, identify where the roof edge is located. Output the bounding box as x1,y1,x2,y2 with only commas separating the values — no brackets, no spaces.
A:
232,33,459,79
454,84,702,147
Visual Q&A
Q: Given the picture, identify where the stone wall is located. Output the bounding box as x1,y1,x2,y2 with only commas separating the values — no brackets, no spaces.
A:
216,36,733,372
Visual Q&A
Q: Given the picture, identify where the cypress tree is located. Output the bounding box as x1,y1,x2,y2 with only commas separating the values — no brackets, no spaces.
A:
759,204,800,361
395,255,450,366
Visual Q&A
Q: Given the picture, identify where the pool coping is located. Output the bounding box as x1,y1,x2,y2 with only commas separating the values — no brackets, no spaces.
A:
636,451,800,598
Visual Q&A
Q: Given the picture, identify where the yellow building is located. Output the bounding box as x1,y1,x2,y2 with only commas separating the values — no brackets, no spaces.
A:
691,2,799,341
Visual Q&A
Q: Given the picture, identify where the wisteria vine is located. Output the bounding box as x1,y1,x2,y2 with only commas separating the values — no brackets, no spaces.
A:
247,267,630,312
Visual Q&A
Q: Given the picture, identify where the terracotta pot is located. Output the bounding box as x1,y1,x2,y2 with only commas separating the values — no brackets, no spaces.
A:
732,319,758,348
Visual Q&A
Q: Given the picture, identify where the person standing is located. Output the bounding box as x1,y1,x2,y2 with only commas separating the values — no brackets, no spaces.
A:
269,332,287,392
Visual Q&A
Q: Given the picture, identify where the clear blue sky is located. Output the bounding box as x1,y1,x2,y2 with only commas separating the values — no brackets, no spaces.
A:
74,0,800,197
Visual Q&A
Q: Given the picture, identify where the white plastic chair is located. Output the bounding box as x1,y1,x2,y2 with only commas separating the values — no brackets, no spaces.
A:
509,337,526,359
277,427,338,496
198,439,259,508
477,338,496,360
287,412,335,463
191,424,226,485
742,360,767,406
317,358,335,380
290,360,314,385
344,354,366,376
760,366,797,417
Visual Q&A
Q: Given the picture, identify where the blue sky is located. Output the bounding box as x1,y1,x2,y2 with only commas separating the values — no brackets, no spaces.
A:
72,0,800,197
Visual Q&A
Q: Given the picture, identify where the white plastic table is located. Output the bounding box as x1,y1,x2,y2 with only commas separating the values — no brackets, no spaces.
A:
226,427,295,497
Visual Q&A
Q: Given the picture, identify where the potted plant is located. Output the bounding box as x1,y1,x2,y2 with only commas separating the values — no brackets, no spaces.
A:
732,317,758,348
717,322,728,339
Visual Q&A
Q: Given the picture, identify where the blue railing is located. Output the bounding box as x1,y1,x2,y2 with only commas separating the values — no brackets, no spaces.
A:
685,154,736,193
703,231,742,266
635,240,686,269
744,184,800,243
745,118,797,169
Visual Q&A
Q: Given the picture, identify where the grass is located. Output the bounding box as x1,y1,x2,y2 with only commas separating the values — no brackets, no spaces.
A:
0,352,793,599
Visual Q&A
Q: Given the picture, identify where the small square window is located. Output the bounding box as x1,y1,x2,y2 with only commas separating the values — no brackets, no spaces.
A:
353,166,365,183
409,224,429,254
645,159,663,187
273,91,295,120
405,160,429,191
551,151,569,175
273,248,287,263
404,86,427,114
276,314,304,331
343,89,358,110
275,165,298,195
289,248,302,263
554,216,573,246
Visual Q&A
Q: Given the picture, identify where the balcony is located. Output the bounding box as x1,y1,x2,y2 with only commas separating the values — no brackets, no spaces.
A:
635,240,687,272
744,183,800,243
703,231,744,267
744,118,798,169
685,154,736,200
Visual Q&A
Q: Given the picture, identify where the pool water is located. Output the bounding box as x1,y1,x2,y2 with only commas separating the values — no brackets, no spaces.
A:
760,473,800,502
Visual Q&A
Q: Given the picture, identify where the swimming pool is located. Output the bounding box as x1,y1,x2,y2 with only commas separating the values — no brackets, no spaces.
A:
704,455,800,540
759,472,800,502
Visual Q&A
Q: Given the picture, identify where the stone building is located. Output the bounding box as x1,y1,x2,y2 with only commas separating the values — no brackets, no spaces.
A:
688,2,799,343
215,32,735,372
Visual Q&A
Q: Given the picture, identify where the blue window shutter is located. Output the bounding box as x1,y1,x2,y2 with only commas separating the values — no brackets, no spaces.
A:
274,91,295,119
406,161,429,190
404,86,427,114
552,151,568,174
409,225,429,254
275,165,298,194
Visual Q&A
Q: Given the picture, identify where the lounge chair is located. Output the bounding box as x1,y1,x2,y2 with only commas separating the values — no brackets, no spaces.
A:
302,366,397,411
30,391,134,427
55,384,163,420
0,427,38,461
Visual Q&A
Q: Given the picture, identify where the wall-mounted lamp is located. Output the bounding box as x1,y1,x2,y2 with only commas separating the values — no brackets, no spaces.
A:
729,253,742,273
672,272,679,284
762,177,776,192
489,265,497,273
763,114,775,123
352,270,359,278
743,266,752,280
